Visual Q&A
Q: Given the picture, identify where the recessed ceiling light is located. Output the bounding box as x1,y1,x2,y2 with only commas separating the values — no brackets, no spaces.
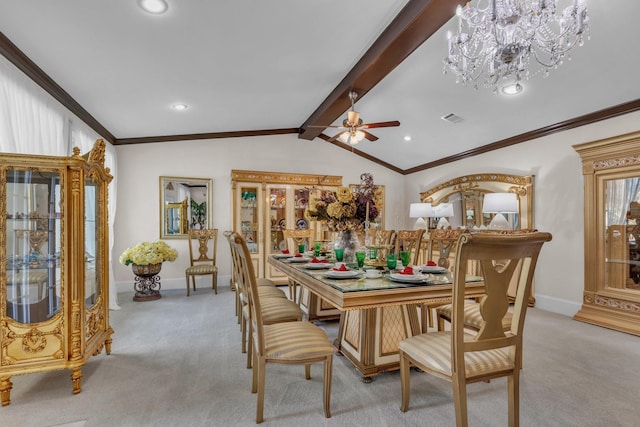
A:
403,135,412,142
502,82,523,95
171,103,188,111
138,0,168,14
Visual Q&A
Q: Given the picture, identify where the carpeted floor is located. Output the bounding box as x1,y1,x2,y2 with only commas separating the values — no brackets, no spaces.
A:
2,285,638,426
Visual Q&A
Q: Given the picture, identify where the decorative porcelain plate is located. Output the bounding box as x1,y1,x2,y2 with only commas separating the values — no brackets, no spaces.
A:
420,265,448,273
389,273,428,283
303,262,332,269
273,253,293,259
325,270,361,279
286,256,311,263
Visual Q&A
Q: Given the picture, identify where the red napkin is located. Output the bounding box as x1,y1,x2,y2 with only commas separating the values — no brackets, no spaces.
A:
398,266,414,275
282,249,290,254
310,257,328,263
333,264,349,271
294,253,303,257
426,260,437,266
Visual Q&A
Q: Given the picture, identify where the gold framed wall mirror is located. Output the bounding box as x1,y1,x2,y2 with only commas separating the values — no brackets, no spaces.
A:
419,174,534,230
159,176,213,239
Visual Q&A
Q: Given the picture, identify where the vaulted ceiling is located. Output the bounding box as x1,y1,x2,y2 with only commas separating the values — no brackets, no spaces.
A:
1,0,639,174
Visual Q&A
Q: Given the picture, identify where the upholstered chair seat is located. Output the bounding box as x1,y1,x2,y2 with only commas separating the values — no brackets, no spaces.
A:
436,300,513,331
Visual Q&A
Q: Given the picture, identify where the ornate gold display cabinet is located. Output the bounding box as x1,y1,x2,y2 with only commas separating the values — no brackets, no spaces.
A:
573,131,640,336
0,140,113,406
231,170,342,284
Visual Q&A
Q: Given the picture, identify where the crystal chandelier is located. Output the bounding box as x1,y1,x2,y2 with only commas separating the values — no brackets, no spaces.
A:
443,0,590,93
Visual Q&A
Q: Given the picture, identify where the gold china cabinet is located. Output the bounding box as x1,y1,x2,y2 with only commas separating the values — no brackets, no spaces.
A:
231,170,342,284
0,140,113,406
574,131,640,336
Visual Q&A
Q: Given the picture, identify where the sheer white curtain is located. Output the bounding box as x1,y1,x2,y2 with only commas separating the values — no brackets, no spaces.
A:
605,178,640,226
1,56,120,309
71,126,120,310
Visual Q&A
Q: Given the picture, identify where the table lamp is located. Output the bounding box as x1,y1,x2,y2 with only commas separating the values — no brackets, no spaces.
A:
482,192,518,230
409,203,433,230
434,203,454,229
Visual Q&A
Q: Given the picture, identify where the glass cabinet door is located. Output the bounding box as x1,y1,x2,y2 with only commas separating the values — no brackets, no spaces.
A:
239,185,259,254
294,187,310,232
84,177,100,306
5,169,61,323
268,187,287,254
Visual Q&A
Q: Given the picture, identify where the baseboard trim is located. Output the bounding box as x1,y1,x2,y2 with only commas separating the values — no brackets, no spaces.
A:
533,294,582,317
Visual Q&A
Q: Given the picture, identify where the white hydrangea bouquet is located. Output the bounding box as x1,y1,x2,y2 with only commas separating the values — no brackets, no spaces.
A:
119,241,178,266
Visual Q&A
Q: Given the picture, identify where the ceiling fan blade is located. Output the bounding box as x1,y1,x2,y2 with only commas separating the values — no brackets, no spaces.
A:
308,124,346,129
362,130,379,142
360,120,400,129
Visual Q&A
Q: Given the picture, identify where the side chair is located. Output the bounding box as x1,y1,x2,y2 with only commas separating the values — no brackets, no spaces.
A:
230,232,334,424
399,230,552,427
393,229,425,265
225,231,296,365
282,228,315,302
185,228,218,296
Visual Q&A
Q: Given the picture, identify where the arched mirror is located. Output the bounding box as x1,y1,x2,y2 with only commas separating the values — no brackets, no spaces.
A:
420,173,535,305
419,174,534,230
159,176,213,239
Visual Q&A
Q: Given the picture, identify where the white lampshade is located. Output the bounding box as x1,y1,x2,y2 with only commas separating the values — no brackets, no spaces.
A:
409,203,433,218
483,193,518,230
482,193,518,213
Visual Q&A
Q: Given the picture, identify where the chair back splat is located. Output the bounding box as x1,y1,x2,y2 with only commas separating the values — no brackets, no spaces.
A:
399,230,552,427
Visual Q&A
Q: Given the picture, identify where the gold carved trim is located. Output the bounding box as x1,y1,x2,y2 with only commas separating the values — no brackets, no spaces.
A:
420,173,532,199
593,294,640,313
231,169,342,187
593,154,640,171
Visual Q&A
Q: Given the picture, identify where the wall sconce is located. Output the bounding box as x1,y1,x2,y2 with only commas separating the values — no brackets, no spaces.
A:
482,192,518,230
433,203,454,229
409,203,433,230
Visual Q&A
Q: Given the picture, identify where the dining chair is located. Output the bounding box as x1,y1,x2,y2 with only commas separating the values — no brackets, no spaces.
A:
282,228,315,302
419,228,466,331
230,232,334,424
223,231,287,325
393,229,425,265
435,229,538,333
185,228,218,296
399,230,551,427
225,232,297,364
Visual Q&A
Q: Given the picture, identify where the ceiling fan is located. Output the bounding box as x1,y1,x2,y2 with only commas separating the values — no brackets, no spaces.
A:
309,91,400,145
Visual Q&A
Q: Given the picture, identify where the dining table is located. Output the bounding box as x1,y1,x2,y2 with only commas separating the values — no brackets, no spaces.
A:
268,255,486,381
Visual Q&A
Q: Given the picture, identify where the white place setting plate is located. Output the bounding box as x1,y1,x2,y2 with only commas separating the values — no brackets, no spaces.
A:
303,262,333,269
273,253,294,259
286,256,311,263
325,270,361,279
420,265,448,273
389,273,428,283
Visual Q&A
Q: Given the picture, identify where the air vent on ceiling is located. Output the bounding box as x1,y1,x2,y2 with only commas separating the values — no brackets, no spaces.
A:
441,113,464,124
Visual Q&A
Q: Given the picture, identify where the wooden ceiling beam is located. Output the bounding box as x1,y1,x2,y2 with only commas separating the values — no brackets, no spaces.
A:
298,0,464,141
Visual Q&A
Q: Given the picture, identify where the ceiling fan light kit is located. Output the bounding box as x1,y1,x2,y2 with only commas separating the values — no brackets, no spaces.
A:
308,90,400,145
443,0,590,93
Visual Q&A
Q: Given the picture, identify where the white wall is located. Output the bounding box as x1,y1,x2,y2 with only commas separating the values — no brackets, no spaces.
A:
405,110,640,316
113,135,405,293
114,112,640,316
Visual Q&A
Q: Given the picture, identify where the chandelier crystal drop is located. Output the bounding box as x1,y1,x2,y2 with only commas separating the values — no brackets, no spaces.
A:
443,0,590,92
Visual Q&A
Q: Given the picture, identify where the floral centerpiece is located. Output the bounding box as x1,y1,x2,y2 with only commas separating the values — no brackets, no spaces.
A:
305,173,383,232
305,173,383,263
119,241,178,266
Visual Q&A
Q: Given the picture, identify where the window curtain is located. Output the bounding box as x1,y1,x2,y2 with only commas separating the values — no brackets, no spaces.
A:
605,178,640,226
1,56,120,309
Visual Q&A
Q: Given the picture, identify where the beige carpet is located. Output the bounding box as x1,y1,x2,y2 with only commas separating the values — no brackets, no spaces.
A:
2,285,638,426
